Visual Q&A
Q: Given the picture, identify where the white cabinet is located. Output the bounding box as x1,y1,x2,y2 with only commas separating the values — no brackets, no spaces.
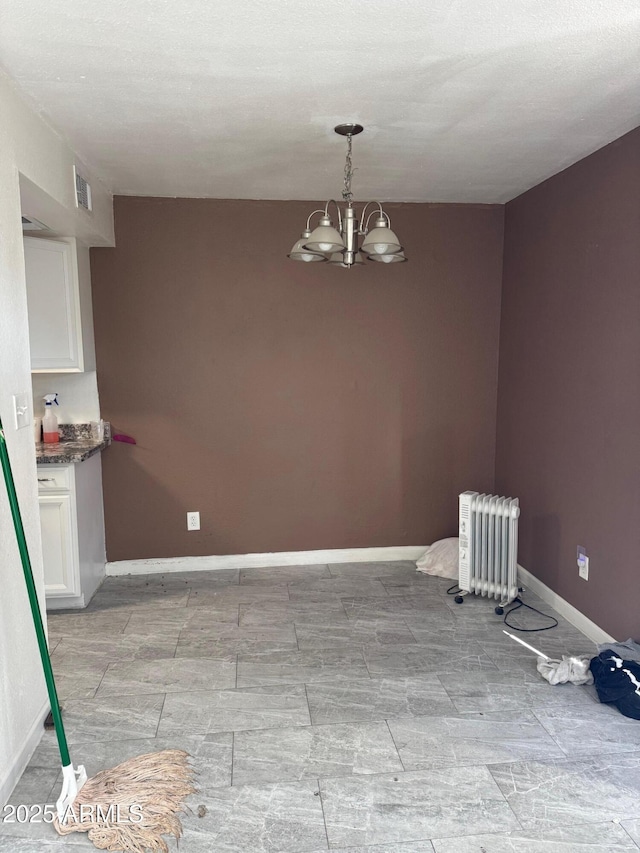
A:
24,237,95,373
37,456,106,609
38,493,79,597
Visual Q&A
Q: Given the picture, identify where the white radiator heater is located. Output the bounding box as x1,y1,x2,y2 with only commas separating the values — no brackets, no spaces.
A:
458,491,520,609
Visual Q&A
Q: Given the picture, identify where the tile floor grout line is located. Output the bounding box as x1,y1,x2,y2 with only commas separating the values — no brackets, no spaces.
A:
482,760,527,834
403,615,422,646
620,821,640,850
226,763,519,791
302,683,313,726
315,776,332,853
230,731,235,787
154,692,168,738
529,707,574,759
434,671,459,703
384,717,407,772
358,643,375,681
92,662,112,696
338,594,351,621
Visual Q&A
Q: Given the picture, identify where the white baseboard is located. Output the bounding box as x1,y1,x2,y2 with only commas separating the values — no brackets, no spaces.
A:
0,701,49,808
46,593,86,610
518,564,615,645
107,546,427,577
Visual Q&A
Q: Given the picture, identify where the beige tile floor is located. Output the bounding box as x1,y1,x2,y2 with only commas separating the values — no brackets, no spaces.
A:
2,562,639,852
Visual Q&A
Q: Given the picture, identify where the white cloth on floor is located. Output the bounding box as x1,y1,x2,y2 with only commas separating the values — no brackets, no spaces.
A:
537,654,594,685
415,537,459,579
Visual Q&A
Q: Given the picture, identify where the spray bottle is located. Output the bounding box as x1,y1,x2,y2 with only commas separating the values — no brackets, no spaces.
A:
42,394,60,444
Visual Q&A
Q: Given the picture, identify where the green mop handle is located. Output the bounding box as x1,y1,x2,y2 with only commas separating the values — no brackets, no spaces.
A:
0,419,71,767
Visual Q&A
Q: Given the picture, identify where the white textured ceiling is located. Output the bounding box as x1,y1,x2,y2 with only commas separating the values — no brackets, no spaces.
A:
1,1,640,202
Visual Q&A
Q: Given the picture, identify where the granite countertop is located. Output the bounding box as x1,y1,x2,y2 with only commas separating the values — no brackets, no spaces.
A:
36,423,111,464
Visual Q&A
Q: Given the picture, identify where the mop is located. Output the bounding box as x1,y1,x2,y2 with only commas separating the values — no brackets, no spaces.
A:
503,630,594,685
0,417,196,852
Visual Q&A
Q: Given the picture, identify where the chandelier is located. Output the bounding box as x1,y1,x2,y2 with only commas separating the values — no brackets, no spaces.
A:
288,124,407,268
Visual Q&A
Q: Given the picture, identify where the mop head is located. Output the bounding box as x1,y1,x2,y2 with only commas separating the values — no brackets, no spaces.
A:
537,654,594,686
53,749,196,853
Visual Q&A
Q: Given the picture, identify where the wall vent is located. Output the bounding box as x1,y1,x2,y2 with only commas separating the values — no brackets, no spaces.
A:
74,166,92,211
21,215,50,231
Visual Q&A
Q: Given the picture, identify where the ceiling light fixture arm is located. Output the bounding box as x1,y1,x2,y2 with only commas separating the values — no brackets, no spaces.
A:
305,209,329,230
359,202,386,234
323,199,342,230
363,204,391,234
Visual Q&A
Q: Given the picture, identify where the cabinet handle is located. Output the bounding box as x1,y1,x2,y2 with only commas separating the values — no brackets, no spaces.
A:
38,478,54,482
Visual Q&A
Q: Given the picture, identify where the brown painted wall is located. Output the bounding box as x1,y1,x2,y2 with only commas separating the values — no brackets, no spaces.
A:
91,197,504,561
496,126,640,641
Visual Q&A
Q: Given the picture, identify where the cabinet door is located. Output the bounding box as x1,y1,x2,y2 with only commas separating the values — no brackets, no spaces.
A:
38,494,80,596
24,237,84,372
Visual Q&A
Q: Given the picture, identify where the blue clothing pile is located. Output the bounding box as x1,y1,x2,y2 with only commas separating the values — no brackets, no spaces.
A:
590,641,640,720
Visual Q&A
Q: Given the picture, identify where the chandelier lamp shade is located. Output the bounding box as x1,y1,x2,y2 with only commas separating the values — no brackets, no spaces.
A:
287,124,407,268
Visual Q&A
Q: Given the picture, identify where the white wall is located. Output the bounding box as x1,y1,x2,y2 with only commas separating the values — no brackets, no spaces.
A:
0,68,113,805
32,372,101,423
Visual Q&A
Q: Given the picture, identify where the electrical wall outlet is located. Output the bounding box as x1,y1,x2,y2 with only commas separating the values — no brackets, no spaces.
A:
579,556,589,580
577,546,589,580
187,511,200,531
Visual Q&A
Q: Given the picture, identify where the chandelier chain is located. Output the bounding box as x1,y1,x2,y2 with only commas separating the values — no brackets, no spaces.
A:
342,134,355,202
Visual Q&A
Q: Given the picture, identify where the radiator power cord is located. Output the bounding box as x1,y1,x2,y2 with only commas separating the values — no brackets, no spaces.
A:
446,584,559,633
